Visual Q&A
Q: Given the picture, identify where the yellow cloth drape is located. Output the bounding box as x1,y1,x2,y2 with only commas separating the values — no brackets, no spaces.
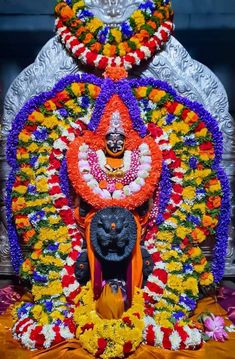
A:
1,296,235,359
95,283,124,319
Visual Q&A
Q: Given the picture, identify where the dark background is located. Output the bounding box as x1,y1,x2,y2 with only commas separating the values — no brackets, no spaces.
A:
0,0,235,120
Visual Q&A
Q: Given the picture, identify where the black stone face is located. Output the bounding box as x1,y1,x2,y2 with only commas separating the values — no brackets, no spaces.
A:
90,206,137,262
141,246,154,287
106,133,125,155
74,251,90,285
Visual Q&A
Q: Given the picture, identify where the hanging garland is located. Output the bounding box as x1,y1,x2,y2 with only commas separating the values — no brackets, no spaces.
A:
55,0,174,69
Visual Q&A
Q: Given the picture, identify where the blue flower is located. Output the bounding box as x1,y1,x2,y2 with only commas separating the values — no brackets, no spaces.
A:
44,300,53,312
172,311,185,320
81,96,90,108
29,156,38,167
47,243,59,252
139,1,155,12
78,9,93,20
196,188,206,196
179,295,196,311
29,210,45,225
121,22,133,39
98,27,109,44
166,114,175,124
58,108,68,118
32,127,48,142
189,156,198,169
185,138,196,146
187,214,200,225
28,184,36,194
33,271,47,283
183,263,193,274
17,303,33,317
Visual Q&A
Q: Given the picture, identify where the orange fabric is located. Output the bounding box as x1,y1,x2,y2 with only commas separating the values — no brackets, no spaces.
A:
106,156,124,168
131,214,143,293
84,210,97,290
1,296,235,359
95,283,124,319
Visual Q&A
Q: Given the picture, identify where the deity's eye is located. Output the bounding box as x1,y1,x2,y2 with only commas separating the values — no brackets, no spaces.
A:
107,140,114,146
145,260,150,266
79,263,85,270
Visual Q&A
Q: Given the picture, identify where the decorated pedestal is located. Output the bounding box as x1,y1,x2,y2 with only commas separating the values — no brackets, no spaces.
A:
0,1,234,358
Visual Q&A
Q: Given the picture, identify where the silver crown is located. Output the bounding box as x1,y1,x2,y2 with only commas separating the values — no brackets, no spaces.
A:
106,111,125,136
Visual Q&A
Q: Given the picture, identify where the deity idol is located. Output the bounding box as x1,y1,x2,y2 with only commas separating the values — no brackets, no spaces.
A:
4,0,231,357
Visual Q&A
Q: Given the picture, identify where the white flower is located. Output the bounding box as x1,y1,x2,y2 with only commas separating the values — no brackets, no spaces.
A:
147,274,165,289
154,325,164,346
78,151,88,160
129,181,141,193
21,326,36,349
123,150,132,171
139,143,150,154
101,189,112,199
60,326,75,339
42,325,56,348
93,186,103,195
83,173,93,182
79,160,90,173
96,150,106,171
79,143,89,152
54,138,68,151
66,257,76,267
135,177,145,186
184,326,202,347
112,190,123,199
139,163,151,172
87,179,99,189
169,331,181,350
137,170,149,179
144,316,156,327
226,324,235,333
123,186,131,196
140,155,152,164
140,45,151,59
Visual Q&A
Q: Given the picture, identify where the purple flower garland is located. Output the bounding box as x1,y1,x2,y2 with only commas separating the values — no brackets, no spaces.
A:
130,77,230,281
88,78,147,137
6,74,102,273
213,167,231,283
156,161,172,225
6,72,230,282
5,170,24,273
59,159,72,207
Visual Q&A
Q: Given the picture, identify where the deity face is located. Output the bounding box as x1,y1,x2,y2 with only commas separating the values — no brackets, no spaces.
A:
105,133,125,156
90,206,137,262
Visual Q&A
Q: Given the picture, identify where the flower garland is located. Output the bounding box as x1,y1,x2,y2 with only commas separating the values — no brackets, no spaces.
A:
6,73,230,354
73,282,144,359
66,133,162,210
55,0,174,69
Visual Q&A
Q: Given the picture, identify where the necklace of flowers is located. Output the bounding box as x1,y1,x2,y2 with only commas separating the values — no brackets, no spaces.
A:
78,143,151,200
73,282,145,359
55,0,174,70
